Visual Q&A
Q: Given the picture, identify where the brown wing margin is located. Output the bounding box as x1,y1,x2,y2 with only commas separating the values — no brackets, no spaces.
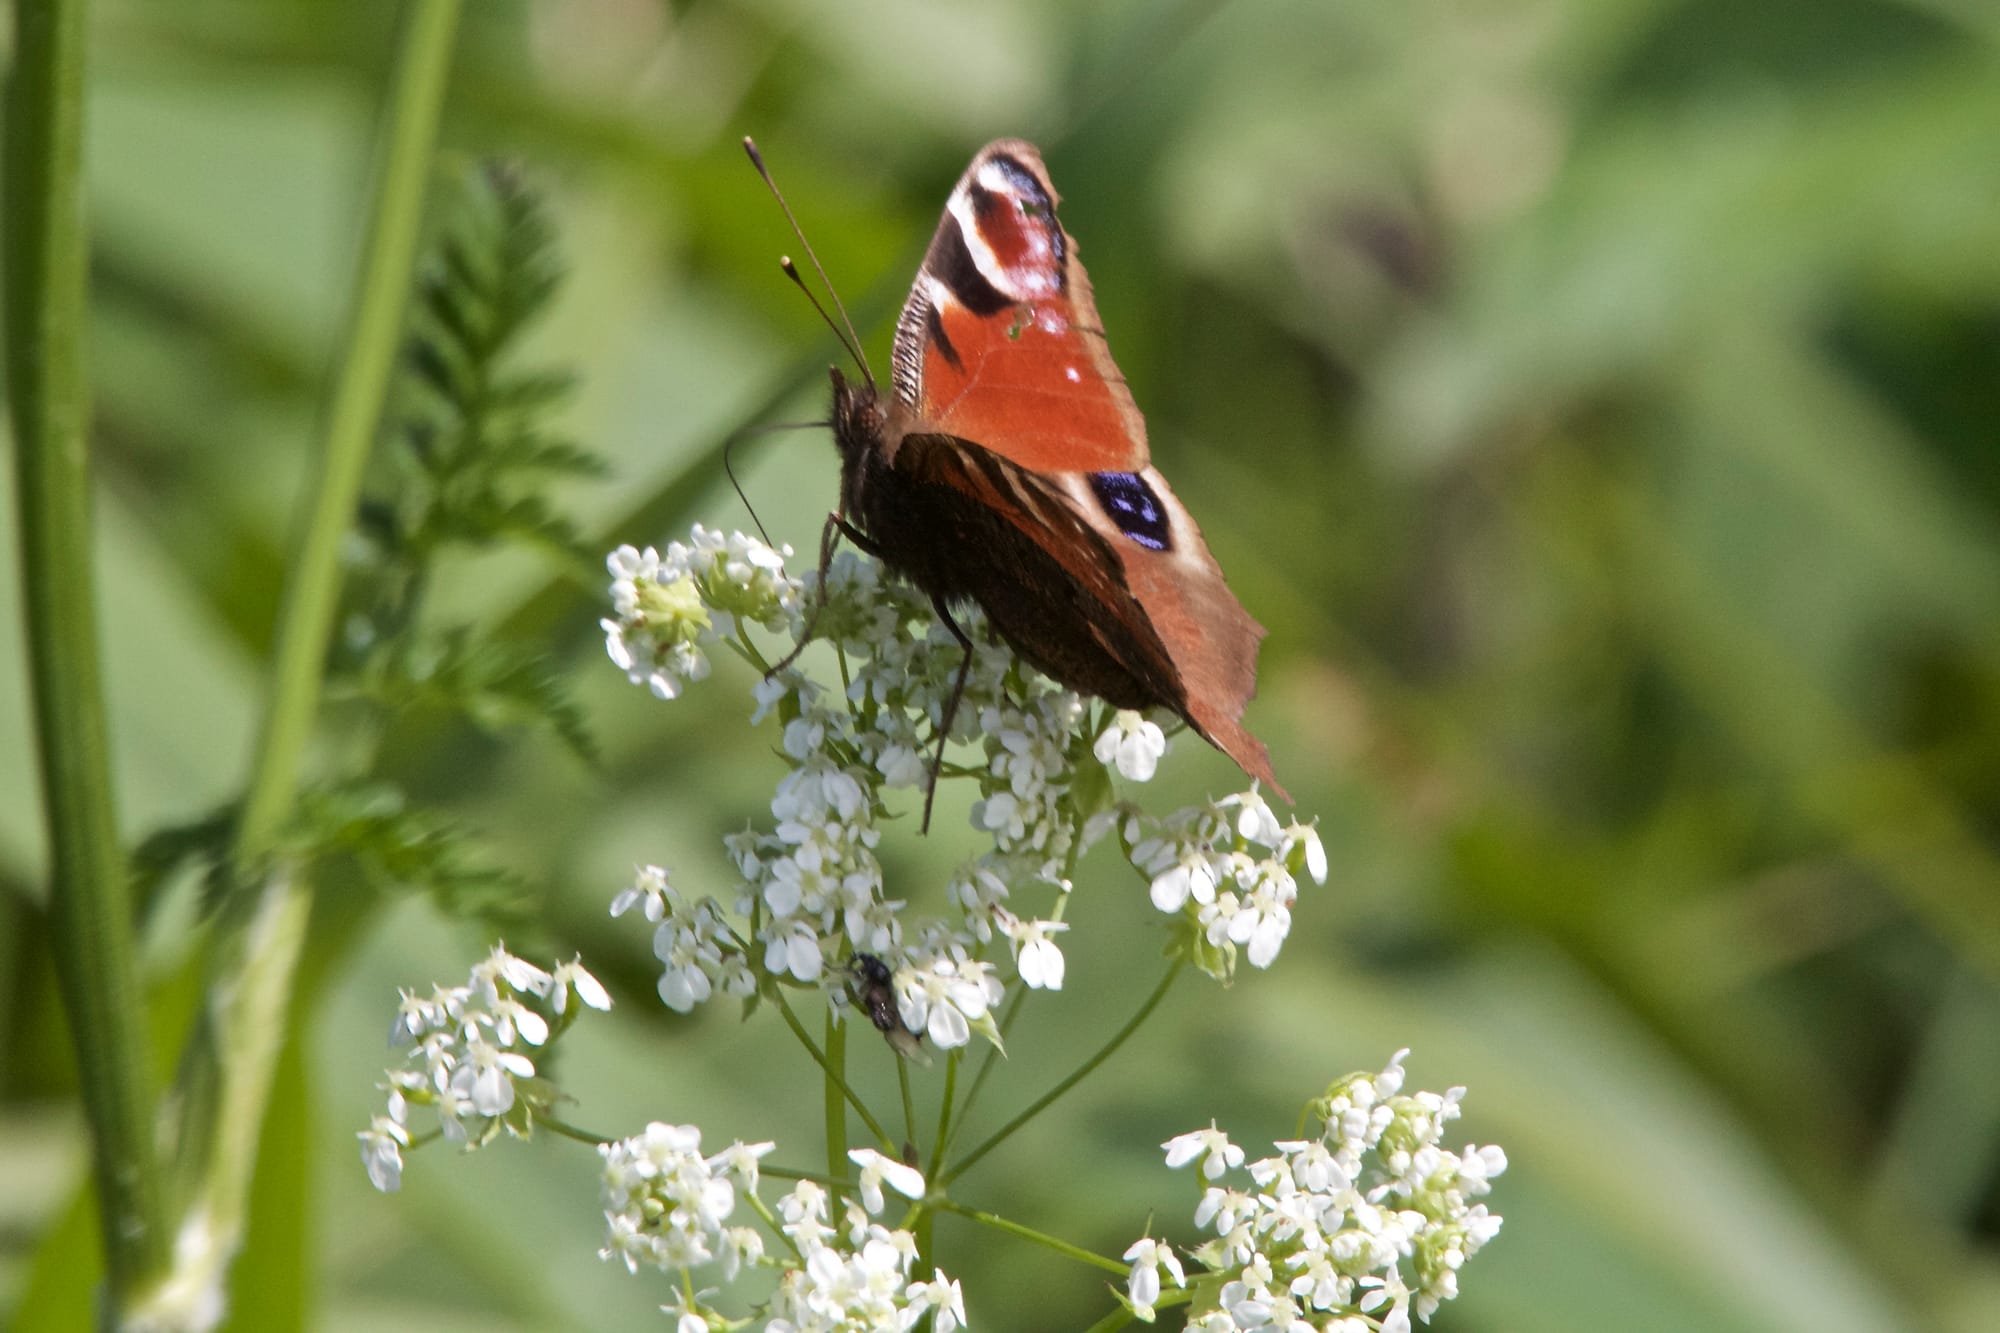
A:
1115,526,1287,801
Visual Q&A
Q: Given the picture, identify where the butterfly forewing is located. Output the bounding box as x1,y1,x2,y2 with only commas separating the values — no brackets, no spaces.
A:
891,142,1148,475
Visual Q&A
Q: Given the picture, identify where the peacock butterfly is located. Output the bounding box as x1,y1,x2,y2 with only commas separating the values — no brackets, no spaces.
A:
750,138,1287,814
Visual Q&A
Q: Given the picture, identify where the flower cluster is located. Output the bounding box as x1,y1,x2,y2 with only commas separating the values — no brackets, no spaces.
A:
599,530,1329,1047
352,526,1524,1333
599,1127,966,1333
601,527,800,700
1111,787,1327,978
1124,1051,1506,1331
359,946,611,1191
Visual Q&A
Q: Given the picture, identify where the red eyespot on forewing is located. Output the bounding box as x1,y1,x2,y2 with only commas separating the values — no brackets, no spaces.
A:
955,154,1064,299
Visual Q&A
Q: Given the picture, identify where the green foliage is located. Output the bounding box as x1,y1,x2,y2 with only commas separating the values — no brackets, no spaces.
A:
359,162,601,576
130,805,238,921
373,165,602,567
286,780,528,923
113,164,591,949
132,780,527,928
345,626,596,765
340,162,602,767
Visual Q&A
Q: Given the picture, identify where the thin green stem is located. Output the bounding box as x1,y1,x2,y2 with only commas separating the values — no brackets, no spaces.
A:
926,1048,960,1183
4,0,169,1303
773,992,893,1151
929,1199,1128,1275
153,2,463,1316
914,1206,935,1278
531,1112,613,1146
897,1053,917,1150
941,960,1183,1187
232,0,461,866
824,1006,847,1189
738,1180,810,1265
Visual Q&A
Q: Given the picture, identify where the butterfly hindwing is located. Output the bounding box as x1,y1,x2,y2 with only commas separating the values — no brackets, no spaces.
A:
883,432,1285,799
885,432,1184,711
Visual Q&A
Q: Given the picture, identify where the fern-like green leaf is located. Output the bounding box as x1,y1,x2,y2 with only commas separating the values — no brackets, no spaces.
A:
288,780,530,924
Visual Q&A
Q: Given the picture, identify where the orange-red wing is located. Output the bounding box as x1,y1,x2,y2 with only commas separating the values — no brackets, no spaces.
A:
887,140,1149,475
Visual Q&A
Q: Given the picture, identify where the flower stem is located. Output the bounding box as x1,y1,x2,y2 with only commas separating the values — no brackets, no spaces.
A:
926,1049,960,1183
231,0,461,865
531,1111,613,1146
773,991,894,1152
824,1005,847,1187
897,1051,917,1148
4,0,170,1303
940,959,1183,1187
154,0,463,1314
930,1198,1128,1275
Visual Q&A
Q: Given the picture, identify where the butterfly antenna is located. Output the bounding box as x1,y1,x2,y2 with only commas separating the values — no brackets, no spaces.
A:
722,418,832,548
778,257,868,383
743,137,875,392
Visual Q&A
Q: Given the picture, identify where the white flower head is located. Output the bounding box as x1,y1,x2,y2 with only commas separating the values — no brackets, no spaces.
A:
552,956,612,1014
1094,709,1168,781
1004,915,1070,990
1136,1054,1503,1328
1122,1236,1186,1317
361,948,609,1187
896,953,1002,1050
1227,787,1284,846
357,1116,409,1193
848,1147,927,1214
908,1269,968,1333
1164,1124,1245,1181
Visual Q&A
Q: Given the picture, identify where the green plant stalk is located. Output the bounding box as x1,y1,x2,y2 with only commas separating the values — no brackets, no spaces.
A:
232,0,460,862
940,960,1182,1187
930,1199,1128,1275
926,1049,959,1183
824,1007,846,1189
4,0,171,1305
772,992,891,1152
897,1047,917,1148
146,1,463,1319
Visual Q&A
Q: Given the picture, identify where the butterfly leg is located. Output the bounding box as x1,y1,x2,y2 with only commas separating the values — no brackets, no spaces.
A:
766,509,868,678
920,594,976,835
832,514,882,557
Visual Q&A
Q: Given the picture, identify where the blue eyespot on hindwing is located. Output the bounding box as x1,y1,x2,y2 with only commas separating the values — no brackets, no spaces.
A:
1088,471,1172,552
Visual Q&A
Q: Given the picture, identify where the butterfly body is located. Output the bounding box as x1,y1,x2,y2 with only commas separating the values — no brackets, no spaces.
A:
825,140,1287,801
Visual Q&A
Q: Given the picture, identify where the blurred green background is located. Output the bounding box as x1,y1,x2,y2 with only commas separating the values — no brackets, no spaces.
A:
5,0,2000,1329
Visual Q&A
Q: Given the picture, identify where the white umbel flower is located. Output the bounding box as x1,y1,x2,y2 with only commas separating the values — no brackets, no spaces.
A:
1133,1053,1504,1331
1094,709,1168,781
363,946,609,1190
